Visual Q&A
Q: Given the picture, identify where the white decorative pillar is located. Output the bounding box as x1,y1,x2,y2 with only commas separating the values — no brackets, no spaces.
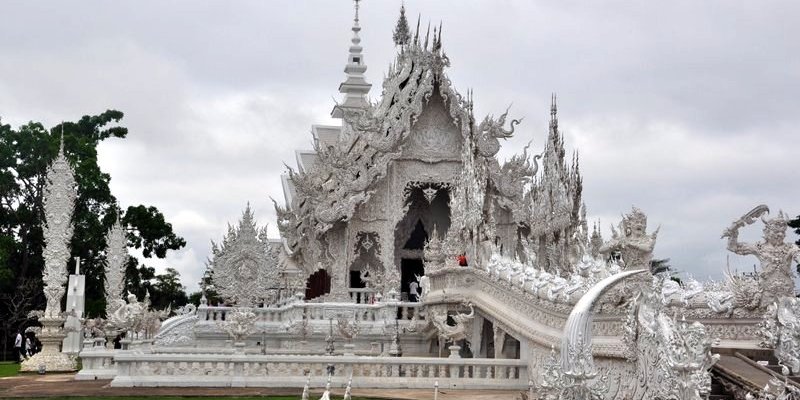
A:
101,218,128,345
61,257,85,354
21,138,78,372
328,228,351,302
470,314,484,357
493,325,507,359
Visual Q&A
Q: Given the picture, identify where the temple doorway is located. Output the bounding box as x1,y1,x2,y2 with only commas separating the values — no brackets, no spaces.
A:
349,270,365,288
305,269,330,300
395,184,451,297
401,258,425,301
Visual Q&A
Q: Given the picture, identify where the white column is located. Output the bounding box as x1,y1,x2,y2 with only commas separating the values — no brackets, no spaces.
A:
61,270,86,354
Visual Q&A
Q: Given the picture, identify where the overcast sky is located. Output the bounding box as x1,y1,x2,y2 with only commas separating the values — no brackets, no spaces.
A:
2,1,798,292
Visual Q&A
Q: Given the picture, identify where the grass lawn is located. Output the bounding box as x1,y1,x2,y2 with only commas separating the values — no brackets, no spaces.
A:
0,361,20,377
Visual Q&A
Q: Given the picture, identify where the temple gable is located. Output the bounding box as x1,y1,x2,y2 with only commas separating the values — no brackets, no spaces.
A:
401,89,462,163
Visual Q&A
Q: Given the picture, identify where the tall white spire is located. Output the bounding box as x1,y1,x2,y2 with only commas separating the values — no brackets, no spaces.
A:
332,0,372,118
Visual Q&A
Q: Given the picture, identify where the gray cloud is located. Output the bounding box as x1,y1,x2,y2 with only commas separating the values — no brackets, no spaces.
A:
2,0,798,291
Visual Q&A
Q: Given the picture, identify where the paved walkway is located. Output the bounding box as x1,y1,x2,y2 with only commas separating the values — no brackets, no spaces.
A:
0,373,524,399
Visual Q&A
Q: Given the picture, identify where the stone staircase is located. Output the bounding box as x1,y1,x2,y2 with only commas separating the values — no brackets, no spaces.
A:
711,348,800,399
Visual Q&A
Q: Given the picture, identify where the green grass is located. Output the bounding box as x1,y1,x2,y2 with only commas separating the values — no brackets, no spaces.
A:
0,361,20,377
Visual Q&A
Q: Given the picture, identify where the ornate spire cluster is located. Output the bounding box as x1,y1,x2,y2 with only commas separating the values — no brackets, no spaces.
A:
104,217,128,316
392,2,411,46
526,94,585,272
209,204,280,307
41,135,78,318
21,132,79,372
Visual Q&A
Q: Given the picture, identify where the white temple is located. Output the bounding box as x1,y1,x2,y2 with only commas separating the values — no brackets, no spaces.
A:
69,3,799,399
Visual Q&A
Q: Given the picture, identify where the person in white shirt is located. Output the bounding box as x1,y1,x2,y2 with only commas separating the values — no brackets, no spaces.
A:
25,336,32,358
14,331,23,362
409,280,420,302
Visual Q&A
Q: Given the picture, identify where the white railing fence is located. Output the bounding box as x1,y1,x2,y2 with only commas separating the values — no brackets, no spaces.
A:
110,352,528,389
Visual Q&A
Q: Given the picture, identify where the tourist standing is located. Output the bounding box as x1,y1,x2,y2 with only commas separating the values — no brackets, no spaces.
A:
24,335,32,358
14,330,23,362
409,280,420,302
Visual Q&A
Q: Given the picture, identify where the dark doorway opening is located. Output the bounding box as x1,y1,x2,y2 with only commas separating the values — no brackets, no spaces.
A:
401,258,425,300
404,220,428,249
349,270,365,288
305,269,331,300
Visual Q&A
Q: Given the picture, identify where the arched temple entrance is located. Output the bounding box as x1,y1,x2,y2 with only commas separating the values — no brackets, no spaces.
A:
395,183,451,300
305,269,331,300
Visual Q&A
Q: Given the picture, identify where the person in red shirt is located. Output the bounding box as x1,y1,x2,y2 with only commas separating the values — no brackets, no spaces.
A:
457,255,468,266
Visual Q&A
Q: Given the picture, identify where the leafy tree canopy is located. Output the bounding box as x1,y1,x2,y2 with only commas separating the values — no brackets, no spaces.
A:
0,111,186,332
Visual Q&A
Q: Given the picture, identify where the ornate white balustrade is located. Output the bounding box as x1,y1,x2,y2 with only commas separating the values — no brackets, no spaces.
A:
425,266,761,360
196,301,425,325
348,288,378,304
110,352,528,389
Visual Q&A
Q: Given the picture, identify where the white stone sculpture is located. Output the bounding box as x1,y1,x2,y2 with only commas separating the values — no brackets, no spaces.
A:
746,375,800,400
343,375,353,400
219,308,257,345
301,375,310,400
757,297,800,375
153,304,197,347
104,218,128,318
318,375,332,400
430,303,474,345
336,315,360,343
623,274,719,400
136,292,170,339
723,205,800,307
526,97,585,274
209,204,280,307
106,292,143,334
22,137,78,372
555,269,646,399
415,273,431,300
600,207,659,272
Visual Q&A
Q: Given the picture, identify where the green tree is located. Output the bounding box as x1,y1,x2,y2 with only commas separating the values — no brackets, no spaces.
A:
0,112,186,357
148,267,188,310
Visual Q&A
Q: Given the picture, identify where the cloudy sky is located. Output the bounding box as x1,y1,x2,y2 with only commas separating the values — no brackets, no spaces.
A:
2,1,798,292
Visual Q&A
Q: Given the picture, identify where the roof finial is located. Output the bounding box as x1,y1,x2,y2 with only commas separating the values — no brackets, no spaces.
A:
392,1,411,47
549,93,559,132
351,0,361,43
413,14,421,46
331,0,372,118
438,21,443,49
424,21,430,50
59,122,65,155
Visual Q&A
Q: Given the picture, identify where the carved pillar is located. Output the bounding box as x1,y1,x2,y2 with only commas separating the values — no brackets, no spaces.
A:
539,234,548,272
470,314,484,357
380,221,399,296
493,325,507,359
327,228,350,301
21,141,77,372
